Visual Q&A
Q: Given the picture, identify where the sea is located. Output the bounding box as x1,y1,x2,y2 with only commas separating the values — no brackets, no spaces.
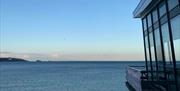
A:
0,61,144,91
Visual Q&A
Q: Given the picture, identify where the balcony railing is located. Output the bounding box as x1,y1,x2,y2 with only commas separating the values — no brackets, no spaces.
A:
126,66,145,91
126,65,178,91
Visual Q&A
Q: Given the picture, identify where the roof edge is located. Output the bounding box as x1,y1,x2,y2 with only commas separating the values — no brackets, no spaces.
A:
133,0,152,18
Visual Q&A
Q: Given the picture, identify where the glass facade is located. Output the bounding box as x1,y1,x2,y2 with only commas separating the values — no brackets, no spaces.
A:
152,9,158,23
145,36,151,71
168,0,179,11
140,0,180,90
161,23,173,63
147,14,152,27
155,28,163,62
170,15,180,90
170,15,180,62
159,1,167,17
143,18,147,31
150,32,155,61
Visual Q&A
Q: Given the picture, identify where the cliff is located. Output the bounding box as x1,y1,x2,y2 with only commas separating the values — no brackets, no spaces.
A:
0,57,28,62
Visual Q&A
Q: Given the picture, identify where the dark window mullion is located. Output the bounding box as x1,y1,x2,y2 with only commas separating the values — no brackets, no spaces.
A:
151,12,158,72
146,15,154,80
142,19,148,74
165,0,178,90
157,3,167,79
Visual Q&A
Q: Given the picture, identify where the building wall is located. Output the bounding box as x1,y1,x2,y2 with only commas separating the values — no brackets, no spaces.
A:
141,0,180,90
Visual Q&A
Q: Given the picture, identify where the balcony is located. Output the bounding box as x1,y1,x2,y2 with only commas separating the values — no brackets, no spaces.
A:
126,66,146,91
125,66,176,91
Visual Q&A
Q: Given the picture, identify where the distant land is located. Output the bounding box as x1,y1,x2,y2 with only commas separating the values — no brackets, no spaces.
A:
0,57,29,62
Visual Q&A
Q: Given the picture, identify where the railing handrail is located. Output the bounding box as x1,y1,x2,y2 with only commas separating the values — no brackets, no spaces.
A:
127,66,145,72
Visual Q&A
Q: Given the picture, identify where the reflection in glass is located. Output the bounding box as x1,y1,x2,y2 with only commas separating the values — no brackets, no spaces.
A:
169,15,180,89
161,22,176,86
154,28,163,61
154,28,163,72
154,28,165,81
174,40,180,61
168,0,179,11
143,18,147,31
147,14,152,27
159,2,166,17
150,32,156,70
171,15,180,88
150,31,157,80
145,36,151,71
161,23,173,64
152,9,158,23
170,15,180,61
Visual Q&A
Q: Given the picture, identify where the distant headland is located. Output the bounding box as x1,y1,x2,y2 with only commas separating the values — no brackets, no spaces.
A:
0,57,29,62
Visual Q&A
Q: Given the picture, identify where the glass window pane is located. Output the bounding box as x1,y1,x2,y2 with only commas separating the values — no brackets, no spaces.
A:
154,28,163,72
147,14,152,27
143,18,147,31
171,15,180,41
150,32,156,71
150,32,155,61
171,15,180,61
145,36,151,71
154,28,165,79
152,9,158,23
169,18,178,76
161,23,173,64
174,40,180,61
168,0,179,11
145,36,150,61
159,2,167,17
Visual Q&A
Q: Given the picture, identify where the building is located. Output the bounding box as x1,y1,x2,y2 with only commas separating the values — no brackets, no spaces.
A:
126,0,180,91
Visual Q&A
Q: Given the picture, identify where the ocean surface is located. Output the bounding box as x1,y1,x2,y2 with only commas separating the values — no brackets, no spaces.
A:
0,61,144,91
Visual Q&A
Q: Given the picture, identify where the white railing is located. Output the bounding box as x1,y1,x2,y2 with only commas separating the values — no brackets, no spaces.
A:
126,66,145,91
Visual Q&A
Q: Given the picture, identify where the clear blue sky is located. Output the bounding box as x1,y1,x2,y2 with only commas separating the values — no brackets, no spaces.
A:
0,0,144,61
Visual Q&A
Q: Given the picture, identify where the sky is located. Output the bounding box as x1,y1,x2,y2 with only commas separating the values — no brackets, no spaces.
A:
0,0,144,61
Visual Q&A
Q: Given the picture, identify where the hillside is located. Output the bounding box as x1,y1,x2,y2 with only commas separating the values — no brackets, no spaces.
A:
0,58,28,62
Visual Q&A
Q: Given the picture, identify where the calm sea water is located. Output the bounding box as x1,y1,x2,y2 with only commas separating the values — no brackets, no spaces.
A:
0,61,144,91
